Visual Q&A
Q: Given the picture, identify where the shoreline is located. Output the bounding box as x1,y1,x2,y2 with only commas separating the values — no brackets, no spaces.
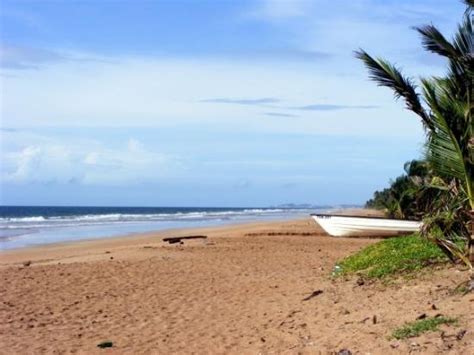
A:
0,207,378,255
0,218,311,266
0,207,318,251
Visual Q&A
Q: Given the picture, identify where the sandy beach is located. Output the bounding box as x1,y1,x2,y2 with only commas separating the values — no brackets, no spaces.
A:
1,218,473,354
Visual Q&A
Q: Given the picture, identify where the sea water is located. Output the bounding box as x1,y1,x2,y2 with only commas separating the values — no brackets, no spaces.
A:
0,206,324,250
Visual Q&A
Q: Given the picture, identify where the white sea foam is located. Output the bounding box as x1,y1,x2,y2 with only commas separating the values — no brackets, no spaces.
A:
2,216,46,222
0,209,300,228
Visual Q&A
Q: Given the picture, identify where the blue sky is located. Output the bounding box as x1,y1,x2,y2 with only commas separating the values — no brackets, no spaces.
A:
0,0,465,206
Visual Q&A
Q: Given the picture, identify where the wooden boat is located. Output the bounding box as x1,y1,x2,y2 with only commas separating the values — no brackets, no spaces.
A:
311,213,422,237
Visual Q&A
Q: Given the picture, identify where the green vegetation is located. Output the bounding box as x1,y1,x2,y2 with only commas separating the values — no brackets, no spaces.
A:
356,1,474,267
336,235,447,279
391,316,458,339
365,160,434,220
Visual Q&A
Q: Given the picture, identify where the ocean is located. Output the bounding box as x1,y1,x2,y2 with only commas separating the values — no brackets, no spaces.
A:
0,206,323,250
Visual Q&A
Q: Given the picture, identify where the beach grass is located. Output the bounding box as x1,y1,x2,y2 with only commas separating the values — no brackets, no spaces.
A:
391,316,458,339
335,234,447,278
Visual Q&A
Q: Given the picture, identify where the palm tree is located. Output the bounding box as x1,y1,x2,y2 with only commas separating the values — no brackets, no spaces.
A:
355,1,473,265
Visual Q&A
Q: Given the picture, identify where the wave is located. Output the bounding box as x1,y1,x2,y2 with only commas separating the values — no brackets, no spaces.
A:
4,216,47,222
0,208,304,230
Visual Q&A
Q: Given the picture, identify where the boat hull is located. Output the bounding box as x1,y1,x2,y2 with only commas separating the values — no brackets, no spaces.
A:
311,214,422,237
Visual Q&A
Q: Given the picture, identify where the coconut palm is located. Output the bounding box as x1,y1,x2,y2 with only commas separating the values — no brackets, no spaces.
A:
355,1,473,266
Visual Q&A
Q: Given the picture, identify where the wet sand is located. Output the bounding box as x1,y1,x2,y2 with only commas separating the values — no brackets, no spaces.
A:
1,218,472,354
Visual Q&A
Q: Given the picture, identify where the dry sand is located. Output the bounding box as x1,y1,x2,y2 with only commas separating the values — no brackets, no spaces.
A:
0,218,473,354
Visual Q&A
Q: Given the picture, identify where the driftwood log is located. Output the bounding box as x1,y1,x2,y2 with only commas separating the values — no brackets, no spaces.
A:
162,235,207,244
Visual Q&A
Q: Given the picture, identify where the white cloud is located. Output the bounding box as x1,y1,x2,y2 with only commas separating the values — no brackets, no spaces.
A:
1,133,181,185
1,54,425,139
1,0,460,144
2,143,85,184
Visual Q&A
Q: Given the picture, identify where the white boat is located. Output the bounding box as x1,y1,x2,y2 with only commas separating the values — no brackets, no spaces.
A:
311,213,422,237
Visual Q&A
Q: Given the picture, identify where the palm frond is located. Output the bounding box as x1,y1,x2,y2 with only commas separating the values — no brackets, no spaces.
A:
443,61,468,99
415,25,460,59
452,14,473,61
422,80,472,202
355,49,433,130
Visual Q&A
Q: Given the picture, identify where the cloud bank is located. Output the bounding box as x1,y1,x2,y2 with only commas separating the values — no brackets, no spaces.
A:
2,133,181,185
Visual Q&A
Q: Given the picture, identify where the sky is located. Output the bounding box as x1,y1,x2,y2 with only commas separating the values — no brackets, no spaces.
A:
0,0,466,207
